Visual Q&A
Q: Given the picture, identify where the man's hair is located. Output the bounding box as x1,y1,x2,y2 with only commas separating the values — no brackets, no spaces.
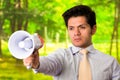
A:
62,5,96,28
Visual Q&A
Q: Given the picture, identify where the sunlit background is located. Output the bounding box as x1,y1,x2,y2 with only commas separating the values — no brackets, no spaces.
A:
0,0,120,80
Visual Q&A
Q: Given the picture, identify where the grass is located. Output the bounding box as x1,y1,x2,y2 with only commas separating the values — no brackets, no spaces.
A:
0,57,53,80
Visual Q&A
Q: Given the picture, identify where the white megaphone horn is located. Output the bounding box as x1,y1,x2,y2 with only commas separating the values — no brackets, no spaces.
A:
8,30,44,59
8,30,44,73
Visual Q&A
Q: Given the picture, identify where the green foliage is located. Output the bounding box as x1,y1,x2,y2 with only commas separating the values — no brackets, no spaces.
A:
1,0,118,43
0,0,120,79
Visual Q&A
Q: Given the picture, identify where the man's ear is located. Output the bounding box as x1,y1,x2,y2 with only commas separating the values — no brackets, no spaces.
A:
91,25,97,35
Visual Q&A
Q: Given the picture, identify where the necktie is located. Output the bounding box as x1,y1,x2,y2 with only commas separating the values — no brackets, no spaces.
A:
78,49,92,80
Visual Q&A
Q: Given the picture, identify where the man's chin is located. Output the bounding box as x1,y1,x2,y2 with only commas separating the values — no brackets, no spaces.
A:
73,44,88,48
73,44,83,47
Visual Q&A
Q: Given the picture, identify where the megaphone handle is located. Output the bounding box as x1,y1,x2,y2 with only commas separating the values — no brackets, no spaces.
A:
32,69,38,73
26,64,38,73
26,65,32,69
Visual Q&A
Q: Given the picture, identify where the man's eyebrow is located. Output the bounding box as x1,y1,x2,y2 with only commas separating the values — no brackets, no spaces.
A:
77,24,84,27
68,24,88,28
77,24,88,27
68,25,74,28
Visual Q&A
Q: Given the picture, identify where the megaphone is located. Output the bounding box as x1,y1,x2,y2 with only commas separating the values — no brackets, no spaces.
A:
8,30,44,59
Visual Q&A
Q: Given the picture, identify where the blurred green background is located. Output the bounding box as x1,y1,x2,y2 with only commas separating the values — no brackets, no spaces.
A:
0,0,120,80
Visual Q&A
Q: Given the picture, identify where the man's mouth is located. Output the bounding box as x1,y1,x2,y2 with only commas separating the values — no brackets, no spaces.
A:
74,38,81,42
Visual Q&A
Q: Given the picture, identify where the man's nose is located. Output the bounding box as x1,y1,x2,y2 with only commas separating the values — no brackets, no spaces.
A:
74,28,80,36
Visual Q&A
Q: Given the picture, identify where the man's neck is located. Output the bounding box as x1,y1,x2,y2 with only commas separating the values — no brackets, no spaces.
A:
80,43,92,49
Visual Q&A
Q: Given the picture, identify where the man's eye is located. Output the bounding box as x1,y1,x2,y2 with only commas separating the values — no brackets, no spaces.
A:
79,25,86,29
68,27,73,30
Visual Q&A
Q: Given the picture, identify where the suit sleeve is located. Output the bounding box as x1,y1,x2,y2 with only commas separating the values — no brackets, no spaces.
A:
112,59,120,80
33,48,65,76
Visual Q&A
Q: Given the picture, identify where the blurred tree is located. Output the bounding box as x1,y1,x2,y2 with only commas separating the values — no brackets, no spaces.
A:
1,0,29,32
0,0,5,56
0,0,119,62
0,0,29,56
110,0,120,61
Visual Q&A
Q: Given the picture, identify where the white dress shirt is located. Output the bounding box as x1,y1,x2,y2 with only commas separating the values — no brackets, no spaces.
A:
34,45,120,80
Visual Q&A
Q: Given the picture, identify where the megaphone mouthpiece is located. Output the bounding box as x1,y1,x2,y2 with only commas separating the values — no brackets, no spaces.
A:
18,37,33,50
18,41,25,48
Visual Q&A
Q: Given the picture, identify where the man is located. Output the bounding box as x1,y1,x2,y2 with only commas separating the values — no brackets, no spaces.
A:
23,5,120,80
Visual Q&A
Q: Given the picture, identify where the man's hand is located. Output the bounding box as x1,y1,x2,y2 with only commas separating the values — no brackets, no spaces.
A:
23,50,40,69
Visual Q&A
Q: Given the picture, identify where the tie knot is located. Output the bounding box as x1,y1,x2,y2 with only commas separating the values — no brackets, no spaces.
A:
79,49,88,55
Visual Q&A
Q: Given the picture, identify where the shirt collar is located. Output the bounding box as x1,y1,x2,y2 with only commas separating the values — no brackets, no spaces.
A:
70,44,95,55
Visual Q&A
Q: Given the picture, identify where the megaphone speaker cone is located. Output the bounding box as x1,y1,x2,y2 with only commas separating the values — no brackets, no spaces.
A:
8,30,35,59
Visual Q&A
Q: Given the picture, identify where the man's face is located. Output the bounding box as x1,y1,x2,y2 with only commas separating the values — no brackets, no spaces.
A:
67,16,96,48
